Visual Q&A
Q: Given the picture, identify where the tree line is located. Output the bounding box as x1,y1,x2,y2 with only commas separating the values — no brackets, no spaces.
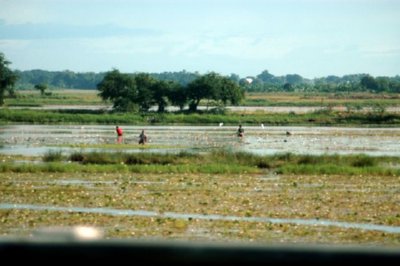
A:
1,52,400,108
12,68,400,94
13,69,201,90
241,70,400,93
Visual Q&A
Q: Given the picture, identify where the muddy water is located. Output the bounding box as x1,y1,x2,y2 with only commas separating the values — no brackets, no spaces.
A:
1,124,400,156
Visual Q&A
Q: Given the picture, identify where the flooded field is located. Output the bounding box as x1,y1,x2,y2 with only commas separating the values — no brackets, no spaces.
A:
1,124,400,245
1,124,400,157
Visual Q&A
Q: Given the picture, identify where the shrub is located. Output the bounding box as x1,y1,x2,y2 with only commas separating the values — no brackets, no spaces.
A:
43,150,63,162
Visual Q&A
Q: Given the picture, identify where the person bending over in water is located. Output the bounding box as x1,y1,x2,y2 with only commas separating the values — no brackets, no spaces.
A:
237,124,244,137
139,129,148,145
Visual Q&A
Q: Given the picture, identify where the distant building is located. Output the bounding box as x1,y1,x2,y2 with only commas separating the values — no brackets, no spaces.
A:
244,77,253,84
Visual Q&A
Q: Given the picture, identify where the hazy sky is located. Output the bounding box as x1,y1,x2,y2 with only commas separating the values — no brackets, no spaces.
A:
0,0,399,78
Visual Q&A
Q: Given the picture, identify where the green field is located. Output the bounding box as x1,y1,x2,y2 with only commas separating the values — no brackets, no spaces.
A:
243,92,400,107
1,108,400,126
4,90,400,108
4,89,104,106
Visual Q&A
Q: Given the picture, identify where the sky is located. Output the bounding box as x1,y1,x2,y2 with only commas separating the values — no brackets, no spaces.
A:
0,0,399,79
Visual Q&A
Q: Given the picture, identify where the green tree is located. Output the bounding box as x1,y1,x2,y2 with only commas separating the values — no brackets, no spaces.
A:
151,80,182,112
97,69,138,111
229,73,240,83
256,70,274,83
360,75,379,92
283,83,294,91
375,77,390,93
151,80,169,113
187,72,220,111
187,72,244,112
285,74,303,84
168,83,187,111
133,73,157,112
218,77,244,105
34,83,47,96
0,52,18,105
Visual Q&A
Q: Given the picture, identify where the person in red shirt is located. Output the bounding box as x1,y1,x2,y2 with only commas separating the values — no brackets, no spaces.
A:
116,126,123,143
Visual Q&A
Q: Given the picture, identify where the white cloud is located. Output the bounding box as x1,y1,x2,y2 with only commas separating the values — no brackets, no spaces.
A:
82,36,165,55
0,39,30,50
0,22,160,40
156,33,302,60
360,44,400,57
0,0,52,23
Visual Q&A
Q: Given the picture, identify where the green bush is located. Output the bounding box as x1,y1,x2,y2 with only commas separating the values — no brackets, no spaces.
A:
43,150,63,162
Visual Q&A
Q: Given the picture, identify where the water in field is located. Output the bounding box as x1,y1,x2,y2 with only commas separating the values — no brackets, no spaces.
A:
1,203,399,234
1,124,400,156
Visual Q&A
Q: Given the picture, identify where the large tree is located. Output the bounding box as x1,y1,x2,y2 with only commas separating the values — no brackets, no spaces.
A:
256,70,274,83
133,73,157,112
34,83,47,96
361,75,379,92
168,82,187,111
152,80,181,112
0,52,17,105
97,69,138,111
218,77,244,105
187,72,244,111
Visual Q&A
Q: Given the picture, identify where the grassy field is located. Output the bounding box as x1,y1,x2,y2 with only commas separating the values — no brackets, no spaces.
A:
243,92,400,107
4,90,400,108
1,151,399,245
1,108,400,126
4,89,103,106
2,90,400,126
2,151,399,175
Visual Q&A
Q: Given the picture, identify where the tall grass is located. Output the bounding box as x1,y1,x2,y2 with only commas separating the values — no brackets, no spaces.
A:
1,151,399,176
0,161,257,174
43,150,64,162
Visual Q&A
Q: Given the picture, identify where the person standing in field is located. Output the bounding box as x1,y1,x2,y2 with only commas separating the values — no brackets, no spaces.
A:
116,126,123,143
138,129,147,145
237,124,244,138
